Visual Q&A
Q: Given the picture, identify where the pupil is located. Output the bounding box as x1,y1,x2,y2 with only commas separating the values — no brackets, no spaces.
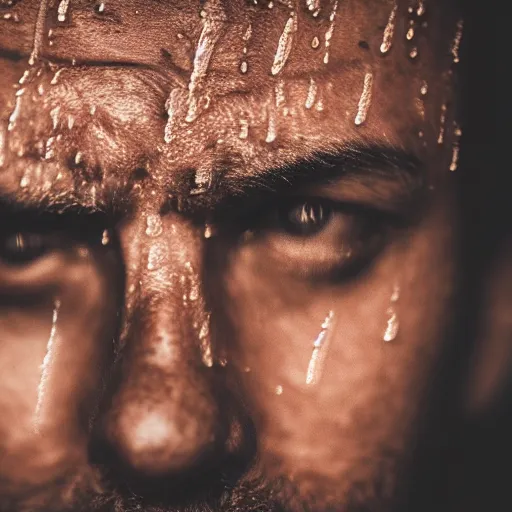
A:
1,233,46,265
282,202,331,236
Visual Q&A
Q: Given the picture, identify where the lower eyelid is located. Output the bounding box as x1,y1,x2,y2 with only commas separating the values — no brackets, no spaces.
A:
0,253,67,291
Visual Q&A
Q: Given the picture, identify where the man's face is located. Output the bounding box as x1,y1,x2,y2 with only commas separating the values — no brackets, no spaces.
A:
0,1,465,511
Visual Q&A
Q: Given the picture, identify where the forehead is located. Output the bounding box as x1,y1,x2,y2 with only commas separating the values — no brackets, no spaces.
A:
0,0,461,207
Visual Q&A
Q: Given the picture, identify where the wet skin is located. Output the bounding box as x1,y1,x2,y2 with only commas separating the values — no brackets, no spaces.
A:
0,1,467,511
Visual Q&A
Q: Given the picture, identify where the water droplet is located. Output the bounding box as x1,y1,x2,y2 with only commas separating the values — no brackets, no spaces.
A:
383,284,400,342
204,223,214,238
101,229,110,246
18,69,31,85
268,1,273,7
420,80,428,95
449,146,460,172
145,214,163,237
50,106,60,129
383,308,399,342
2,12,21,22
50,68,64,85
437,103,447,144
306,310,335,386
406,27,414,40
271,12,297,76
57,0,70,22
416,0,426,16
185,0,226,122
239,118,249,139
306,0,320,12
199,314,213,367
164,88,185,143
275,385,283,395
311,36,320,49
451,19,464,64
354,72,373,126
243,23,252,42
380,2,398,54
323,0,339,65
409,47,418,59
240,60,248,74
190,167,213,195
95,2,105,14
20,174,30,188
7,93,23,131
44,136,55,160
266,98,277,143
305,77,318,110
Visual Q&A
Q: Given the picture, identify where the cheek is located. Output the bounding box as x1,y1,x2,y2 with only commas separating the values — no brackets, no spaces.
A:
0,251,119,488
223,197,457,496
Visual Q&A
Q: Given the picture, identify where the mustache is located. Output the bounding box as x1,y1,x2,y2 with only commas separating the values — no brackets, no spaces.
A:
71,469,299,512
0,464,294,512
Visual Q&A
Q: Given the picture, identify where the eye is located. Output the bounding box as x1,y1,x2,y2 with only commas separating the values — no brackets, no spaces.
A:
0,211,111,275
1,232,52,266
239,198,391,280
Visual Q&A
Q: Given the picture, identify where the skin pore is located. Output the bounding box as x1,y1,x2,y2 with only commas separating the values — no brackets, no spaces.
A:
0,1,475,511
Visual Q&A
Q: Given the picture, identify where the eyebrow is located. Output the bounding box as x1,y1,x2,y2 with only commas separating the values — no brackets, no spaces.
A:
211,143,425,207
0,143,424,219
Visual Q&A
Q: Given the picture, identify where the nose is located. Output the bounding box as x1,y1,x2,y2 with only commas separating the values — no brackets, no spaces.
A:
92,215,227,482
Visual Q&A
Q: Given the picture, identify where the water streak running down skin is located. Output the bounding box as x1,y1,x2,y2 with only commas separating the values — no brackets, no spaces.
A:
271,12,297,76
182,0,226,123
266,96,277,143
306,311,335,386
437,103,447,144
451,19,464,64
449,123,462,171
199,314,213,367
305,77,318,109
57,0,70,22
29,0,50,65
164,88,184,143
383,284,400,342
354,72,373,126
323,0,339,65
380,2,398,54
34,300,61,431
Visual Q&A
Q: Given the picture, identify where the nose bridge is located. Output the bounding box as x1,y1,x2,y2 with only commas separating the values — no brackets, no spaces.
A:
99,210,222,477
121,209,213,364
